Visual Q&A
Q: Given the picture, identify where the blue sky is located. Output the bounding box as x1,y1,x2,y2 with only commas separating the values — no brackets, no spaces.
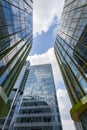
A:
28,0,75,130
30,16,58,55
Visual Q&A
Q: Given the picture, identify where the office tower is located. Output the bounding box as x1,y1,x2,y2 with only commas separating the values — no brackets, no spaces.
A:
13,64,62,130
54,0,87,129
0,0,33,117
0,61,30,130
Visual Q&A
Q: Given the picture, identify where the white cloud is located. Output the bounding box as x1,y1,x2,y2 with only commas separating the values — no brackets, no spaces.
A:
57,89,75,130
33,0,65,35
27,48,75,130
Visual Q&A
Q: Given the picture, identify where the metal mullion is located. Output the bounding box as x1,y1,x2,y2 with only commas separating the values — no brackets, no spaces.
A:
0,42,27,76
58,35,87,76
63,1,79,40
56,42,83,98
59,42,87,94
69,16,87,20
0,27,28,41
4,0,32,16
3,45,30,96
0,31,32,58
23,0,33,10
62,15,83,21
55,44,80,99
54,48,77,105
64,3,87,15
2,45,28,89
58,30,87,49
64,0,76,9
59,23,86,32
57,35,87,66
56,40,85,97
55,45,79,102
56,35,87,82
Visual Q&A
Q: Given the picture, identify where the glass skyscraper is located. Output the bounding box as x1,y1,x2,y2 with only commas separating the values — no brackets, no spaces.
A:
13,64,62,130
54,0,87,129
0,0,33,117
0,61,30,130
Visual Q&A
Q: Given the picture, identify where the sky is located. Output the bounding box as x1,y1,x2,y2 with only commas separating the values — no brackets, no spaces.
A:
28,0,76,130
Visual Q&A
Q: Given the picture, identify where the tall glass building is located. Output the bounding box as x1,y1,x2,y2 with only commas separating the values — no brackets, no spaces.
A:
0,0,33,117
54,0,87,129
0,61,30,130
13,64,62,130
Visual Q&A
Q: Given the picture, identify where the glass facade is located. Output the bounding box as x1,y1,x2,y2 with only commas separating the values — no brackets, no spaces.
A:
13,64,62,130
0,61,30,130
54,0,87,129
0,0,33,117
